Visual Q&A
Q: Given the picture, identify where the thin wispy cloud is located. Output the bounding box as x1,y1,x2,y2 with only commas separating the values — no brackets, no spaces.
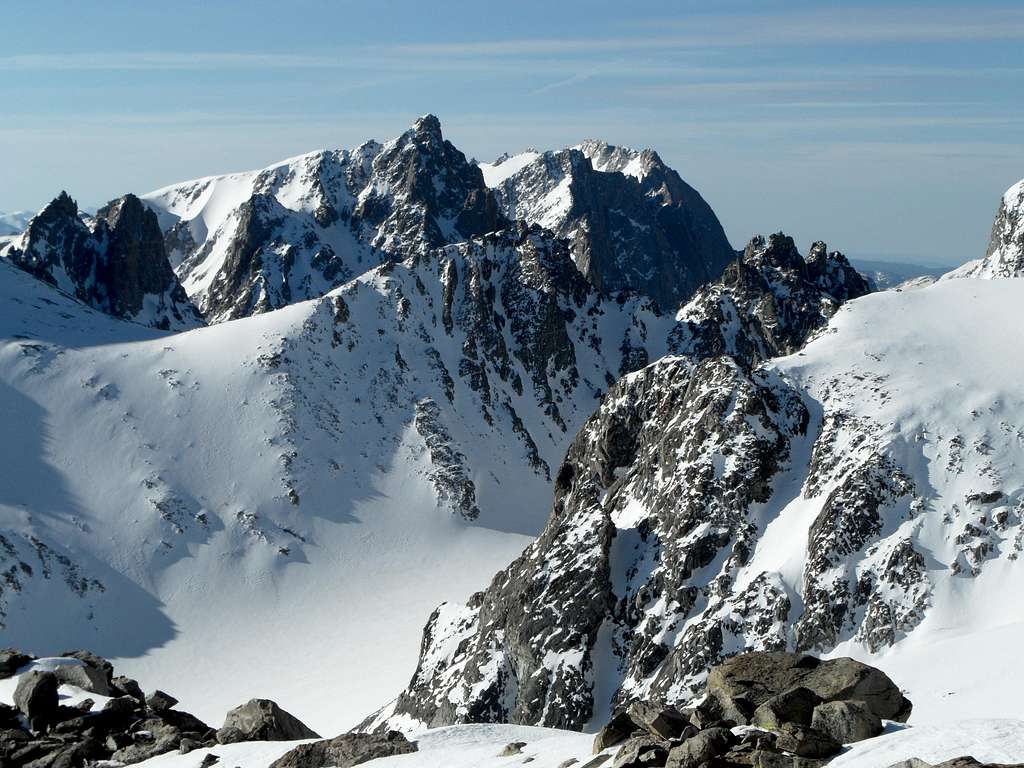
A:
0,52,354,71
390,7,1024,57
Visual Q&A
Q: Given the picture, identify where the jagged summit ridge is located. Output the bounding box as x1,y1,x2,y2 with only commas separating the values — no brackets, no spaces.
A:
144,115,505,322
145,116,736,322
0,222,867,730
366,234,874,731
672,233,871,364
2,191,202,330
481,139,737,310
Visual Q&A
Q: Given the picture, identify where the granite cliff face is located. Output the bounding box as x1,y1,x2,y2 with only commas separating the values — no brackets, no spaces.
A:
484,141,736,311
2,192,201,330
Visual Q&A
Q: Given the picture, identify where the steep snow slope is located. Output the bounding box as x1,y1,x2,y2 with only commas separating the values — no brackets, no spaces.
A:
383,278,1024,731
0,225,671,734
478,151,541,187
945,178,1024,279
779,279,1024,724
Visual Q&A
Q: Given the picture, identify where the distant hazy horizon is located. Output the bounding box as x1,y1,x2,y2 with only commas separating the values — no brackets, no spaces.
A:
3,1,1022,267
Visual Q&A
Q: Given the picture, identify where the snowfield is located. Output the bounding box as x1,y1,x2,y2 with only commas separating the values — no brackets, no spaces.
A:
0,217,665,735
773,278,1024,724
0,257,541,733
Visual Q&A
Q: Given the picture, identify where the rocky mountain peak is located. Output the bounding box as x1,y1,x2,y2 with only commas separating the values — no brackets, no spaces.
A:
671,233,872,366
4,191,202,330
411,113,444,142
489,144,736,310
95,191,147,229
742,233,804,272
42,190,79,219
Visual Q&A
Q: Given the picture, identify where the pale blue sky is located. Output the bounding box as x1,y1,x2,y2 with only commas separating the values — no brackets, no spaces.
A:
2,1,1023,266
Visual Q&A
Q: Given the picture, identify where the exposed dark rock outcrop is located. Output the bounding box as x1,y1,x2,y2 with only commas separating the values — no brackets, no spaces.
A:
581,653,906,768
269,730,417,768
156,115,508,322
491,141,736,311
0,649,34,679
944,178,1024,279
671,233,871,364
1,650,218,767
375,236,881,731
382,355,810,728
217,698,320,744
3,192,202,329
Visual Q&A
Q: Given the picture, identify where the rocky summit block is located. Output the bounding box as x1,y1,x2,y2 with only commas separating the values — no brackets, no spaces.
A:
706,651,912,723
145,689,179,712
269,730,417,768
585,652,913,768
217,698,320,744
625,701,694,741
810,699,883,744
13,670,59,731
613,733,669,768
594,702,697,755
53,651,114,696
665,727,737,768
752,686,823,730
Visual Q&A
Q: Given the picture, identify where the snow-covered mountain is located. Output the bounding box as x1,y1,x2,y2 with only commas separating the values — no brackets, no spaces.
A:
849,258,947,291
141,117,735,323
379,274,1024,732
479,139,736,311
1,192,202,330
0,209,34,236
5,106,1022,768
0,220,679,733
0,224,862,736
944,179,1024,279
141,115,507,322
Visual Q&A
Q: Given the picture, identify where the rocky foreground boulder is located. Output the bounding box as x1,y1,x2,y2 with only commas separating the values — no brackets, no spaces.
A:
217,698,322,744
268,730,417,768
704,652,912,724
0,649,317,767
589,651,908,768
